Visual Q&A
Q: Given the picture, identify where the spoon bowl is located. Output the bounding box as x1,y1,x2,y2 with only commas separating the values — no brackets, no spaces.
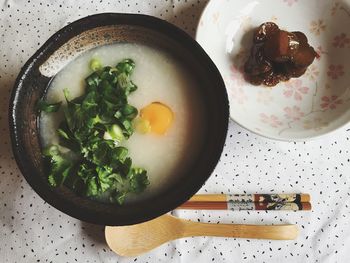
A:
105,214,299,256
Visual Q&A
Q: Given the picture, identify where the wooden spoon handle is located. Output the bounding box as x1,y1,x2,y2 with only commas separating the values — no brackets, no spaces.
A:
182,221,298,240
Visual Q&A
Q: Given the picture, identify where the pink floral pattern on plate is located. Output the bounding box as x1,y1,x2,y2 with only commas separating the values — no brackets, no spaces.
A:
283,79,309,101
283,0,298,7
227,65,247,104
305,65,319,81
284,106,305,121
230,86,247,104
315,45,327,58
303,118,329,131
310,20,326,36
229,65,244,84
320,96,343,110
257,90,273,105
212,12,220,23
327,64,345,79
331,2,341,16
260,113,283,128
332,33,350,48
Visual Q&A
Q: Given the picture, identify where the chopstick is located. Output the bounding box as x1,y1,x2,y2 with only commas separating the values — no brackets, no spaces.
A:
177,193,311,211
178,201,311,211
187,193,310,203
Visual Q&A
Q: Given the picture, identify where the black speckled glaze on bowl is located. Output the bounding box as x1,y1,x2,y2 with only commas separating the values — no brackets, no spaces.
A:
9,13,229,226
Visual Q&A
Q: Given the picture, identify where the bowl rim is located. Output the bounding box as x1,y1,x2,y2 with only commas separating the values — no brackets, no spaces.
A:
194,0,350,142
9,13,229,225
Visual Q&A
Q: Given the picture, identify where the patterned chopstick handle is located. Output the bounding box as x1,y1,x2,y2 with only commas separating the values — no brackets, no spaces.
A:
226,194,309,203
227,201,311,211
178,194,312,211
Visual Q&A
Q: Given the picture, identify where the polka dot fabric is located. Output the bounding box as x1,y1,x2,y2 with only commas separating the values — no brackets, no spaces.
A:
1,1,350,262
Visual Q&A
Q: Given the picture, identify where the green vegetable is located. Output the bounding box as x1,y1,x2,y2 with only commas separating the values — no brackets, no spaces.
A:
116,59,135,74
90,58,102,71
43,145,73,187
41,58,149,204
128,167,149,193
37,100,62,113
133,117,151,134
103,124,124,143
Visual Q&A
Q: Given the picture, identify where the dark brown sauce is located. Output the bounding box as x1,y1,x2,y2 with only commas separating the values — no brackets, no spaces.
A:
244,22,318,87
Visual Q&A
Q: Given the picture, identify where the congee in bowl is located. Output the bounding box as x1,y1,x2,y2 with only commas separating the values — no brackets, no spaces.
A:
39,43,205,204
10,13,229,225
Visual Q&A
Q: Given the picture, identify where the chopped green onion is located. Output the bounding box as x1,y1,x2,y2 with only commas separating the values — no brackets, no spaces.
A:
41,59,149,204
133,118,151,134
103,124,124,143
37,100,61,113
89,58,102,71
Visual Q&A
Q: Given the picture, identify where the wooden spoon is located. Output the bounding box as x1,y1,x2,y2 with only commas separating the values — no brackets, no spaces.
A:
105,214,298,256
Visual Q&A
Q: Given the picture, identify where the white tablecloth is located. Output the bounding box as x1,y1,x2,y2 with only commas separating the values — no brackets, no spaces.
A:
1,1,350,262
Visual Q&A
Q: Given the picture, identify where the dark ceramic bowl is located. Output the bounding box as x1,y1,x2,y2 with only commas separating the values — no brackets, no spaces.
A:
9,13,229,226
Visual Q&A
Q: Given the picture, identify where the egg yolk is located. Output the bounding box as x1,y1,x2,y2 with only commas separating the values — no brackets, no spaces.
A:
140,102,174,135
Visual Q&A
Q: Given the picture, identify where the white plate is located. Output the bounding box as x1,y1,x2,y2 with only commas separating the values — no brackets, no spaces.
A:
196,0,350,141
